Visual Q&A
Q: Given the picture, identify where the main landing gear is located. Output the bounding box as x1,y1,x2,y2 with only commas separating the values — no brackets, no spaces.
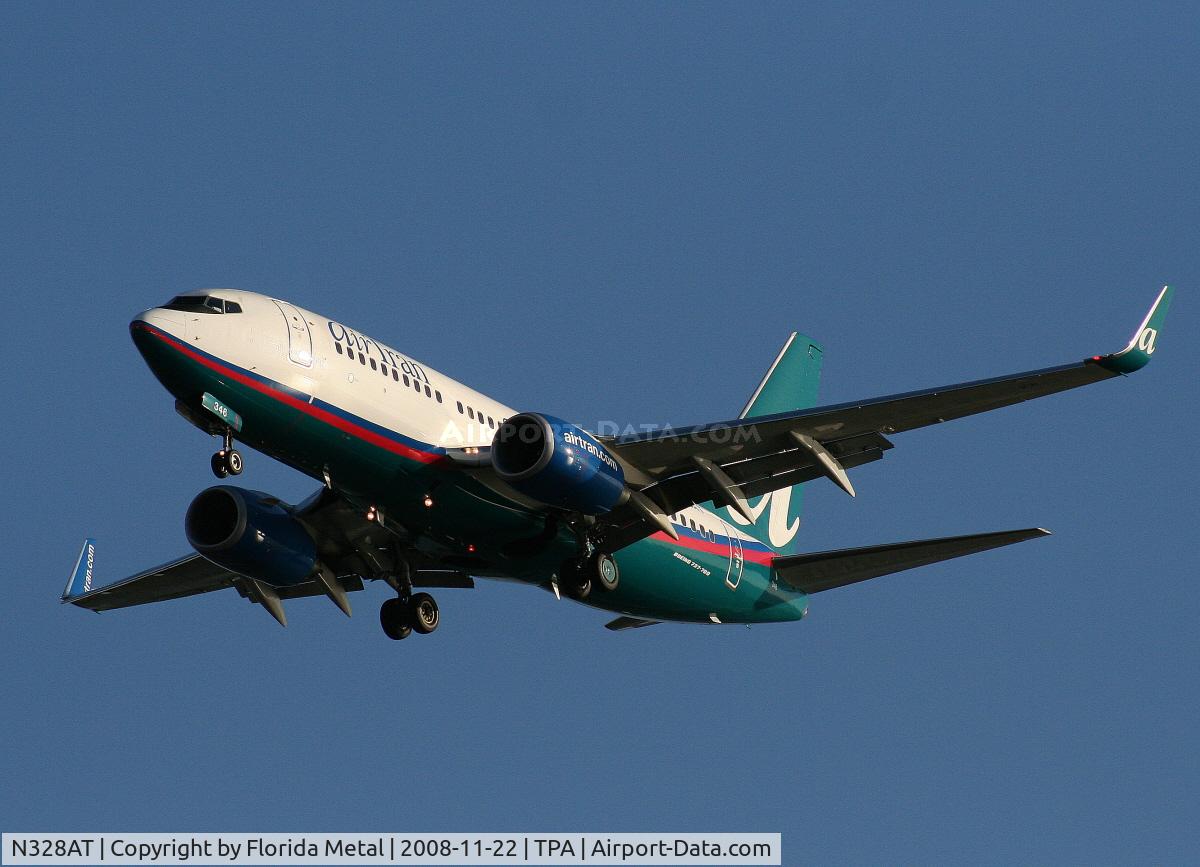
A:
560,551,620,601
380,591,440,641
210,429,243,479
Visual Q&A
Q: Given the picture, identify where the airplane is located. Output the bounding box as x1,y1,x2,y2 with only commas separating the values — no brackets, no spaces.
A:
62,286,1173,639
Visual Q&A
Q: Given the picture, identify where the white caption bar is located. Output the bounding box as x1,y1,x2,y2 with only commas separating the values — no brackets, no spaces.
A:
2,834,781,865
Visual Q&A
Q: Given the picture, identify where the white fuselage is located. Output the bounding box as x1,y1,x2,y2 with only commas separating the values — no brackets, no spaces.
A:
136,288,758,547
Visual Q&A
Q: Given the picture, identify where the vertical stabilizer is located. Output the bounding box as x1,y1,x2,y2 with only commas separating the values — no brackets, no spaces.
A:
725,333,823,554
739,333,823,420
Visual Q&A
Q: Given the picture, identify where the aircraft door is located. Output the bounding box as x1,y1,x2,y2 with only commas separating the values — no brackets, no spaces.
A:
272,299,313,367
718,516,745,590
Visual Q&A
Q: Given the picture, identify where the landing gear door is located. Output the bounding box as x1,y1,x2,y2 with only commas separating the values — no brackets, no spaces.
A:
718,517,745,590
272,299,313,367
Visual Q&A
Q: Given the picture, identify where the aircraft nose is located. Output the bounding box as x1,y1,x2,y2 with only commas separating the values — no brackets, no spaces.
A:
131,307,185,336
129,307,187,358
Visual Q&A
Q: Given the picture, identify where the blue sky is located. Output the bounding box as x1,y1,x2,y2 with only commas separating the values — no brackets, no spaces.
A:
1,3,1196,862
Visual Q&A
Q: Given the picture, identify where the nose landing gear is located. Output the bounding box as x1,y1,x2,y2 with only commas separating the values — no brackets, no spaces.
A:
210,429,244,479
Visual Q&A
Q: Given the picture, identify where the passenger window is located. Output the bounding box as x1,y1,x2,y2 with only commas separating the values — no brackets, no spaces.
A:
457,401,464,414
488,416,495,428
435,391,442,403
369,358,377,371
334,343,343,355
688,520,697,531
392,369,399,382
468,408,475,420
359,353,366,365
413,380,421,393
424,385,431,397
403,374,410,387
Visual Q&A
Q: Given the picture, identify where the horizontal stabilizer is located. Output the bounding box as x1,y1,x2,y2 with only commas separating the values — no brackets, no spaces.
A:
772,528,1050,594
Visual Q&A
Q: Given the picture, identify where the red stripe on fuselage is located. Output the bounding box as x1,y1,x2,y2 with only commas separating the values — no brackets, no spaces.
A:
136,322,442,464
650,531,775,566
141,322,782,565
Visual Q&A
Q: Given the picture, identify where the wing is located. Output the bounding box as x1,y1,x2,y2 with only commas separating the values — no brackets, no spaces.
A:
62,489,472,626
772,528,1050,594
62,542,237,611
596,287,1172,549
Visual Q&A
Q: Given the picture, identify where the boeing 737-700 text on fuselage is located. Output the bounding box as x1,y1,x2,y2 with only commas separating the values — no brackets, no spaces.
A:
63,286,1173,639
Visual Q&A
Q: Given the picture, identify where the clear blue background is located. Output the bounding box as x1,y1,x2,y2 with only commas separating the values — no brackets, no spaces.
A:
2,3,1195,863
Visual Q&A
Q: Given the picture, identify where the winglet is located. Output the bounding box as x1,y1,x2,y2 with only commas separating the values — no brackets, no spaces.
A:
62,538,98,602
1093,285,1173,374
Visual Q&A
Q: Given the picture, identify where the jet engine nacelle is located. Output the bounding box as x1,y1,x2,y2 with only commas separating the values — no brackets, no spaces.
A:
185,486,319,586
491,413,627,514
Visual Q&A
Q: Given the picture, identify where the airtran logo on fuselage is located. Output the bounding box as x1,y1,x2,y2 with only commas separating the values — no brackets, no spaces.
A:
83,544,95,592
327,321,432,385
562,430,621,474
724,489,800,549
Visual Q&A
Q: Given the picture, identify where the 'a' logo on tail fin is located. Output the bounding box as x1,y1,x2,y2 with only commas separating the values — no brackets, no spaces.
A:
724,488,801,548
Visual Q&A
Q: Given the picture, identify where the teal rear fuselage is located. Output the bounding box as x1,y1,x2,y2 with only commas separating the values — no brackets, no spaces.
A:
131,313,809,626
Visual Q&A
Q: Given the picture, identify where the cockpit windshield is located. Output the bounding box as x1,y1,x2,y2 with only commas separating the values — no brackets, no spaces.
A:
163,295,242,314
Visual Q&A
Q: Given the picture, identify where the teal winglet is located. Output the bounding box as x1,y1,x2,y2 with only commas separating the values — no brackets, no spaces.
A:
1095,285,1173,374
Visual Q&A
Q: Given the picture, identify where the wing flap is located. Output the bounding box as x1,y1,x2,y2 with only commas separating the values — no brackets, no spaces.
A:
773,528,1050,594
736,446,887,500
412,570,475,589
594,434,891,553
267,574,366,600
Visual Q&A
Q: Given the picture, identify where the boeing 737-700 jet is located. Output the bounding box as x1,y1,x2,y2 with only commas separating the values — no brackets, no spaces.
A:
63,286,1173,640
